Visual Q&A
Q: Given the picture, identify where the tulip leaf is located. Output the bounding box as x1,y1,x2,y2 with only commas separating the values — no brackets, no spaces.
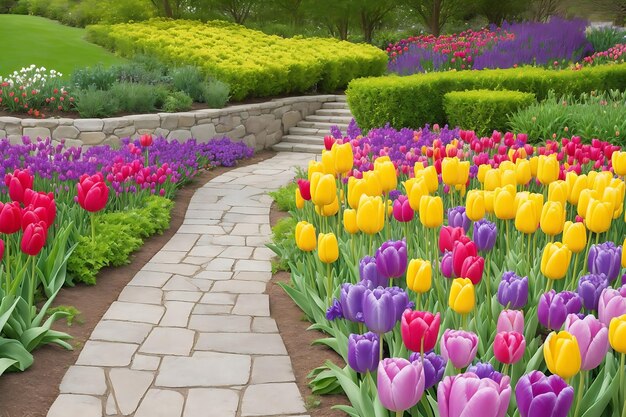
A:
525,342,544,373
0,358,17,376
332,405,361,417
278,282,313,319
326,361,367,415
580,369,620,417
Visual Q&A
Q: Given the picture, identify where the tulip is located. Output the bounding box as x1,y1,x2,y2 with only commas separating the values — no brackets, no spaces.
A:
316,197,338,216
409,351,446,389
576,189,597,218
494,331,525,365
449,278,475,315
139,134,153,147
540,202,566,236
609,314,626,353
418,165,439,193
321,149,336,175
356,195,384,235
407,177,429,212
529,156,539,177
467,362,503,382
452,239,477,277
438,373,511,417
23,190,56,227
564,314,609,370
401,310,441,353
611,151,626,176
598,286,626,326
548,180,568,206
516,371,574,417
538,290,582,330
544,330,581,379
363,287,397,334
297,179,311,200
473,219,496,251
567,173,587,205
497,309,524,334
359,256,387,288
20,220,47,256
363,171,383,196
392,195,413,222
501,169,516,188
375,239,408,280
460,256,484,285
516,159,531,185
440,329,479,369
323,135,335,151
295,188,304,209
77,173,109,212
374,159,397,194
310,172,336,207
4,168,33,203
377,358,425,412
442,157,469,186
406,259,432,294
441,251,454,278
332,142,353,175
318,233,338,264
577,274,608,311
439,226,464,254
419,196,443,228
295,221,316,252
347,332,379,373
339,283,368,323
307,160,323,181
493,186,516,220
538,155,559,185
515,200,539,234
588,242,622,281
497,272,528,309
465,190,485,221
541,242,571,280
447,206,470,232
347,177,367,209
483,190,495,213
585,199,612,234
484,169,501,191
562,221,586,253
0,201,22,234
388,286,412,323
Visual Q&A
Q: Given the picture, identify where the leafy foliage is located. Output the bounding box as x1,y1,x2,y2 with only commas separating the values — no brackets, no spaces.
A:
268,182,297,212
163,91,193,112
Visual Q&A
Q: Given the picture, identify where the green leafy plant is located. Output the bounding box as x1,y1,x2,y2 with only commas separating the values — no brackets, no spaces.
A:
109,82,169,113
46,306,83,327
163,91,193,112
171,65,206,102
74,86,120,117
586,27,626,55
268,216,297,273
71,64,118,90
202,79,231,108
269,182,297,212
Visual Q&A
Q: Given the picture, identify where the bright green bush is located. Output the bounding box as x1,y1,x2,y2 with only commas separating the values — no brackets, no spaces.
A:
163,91,193,112
444,89,536,136
346,63,626,130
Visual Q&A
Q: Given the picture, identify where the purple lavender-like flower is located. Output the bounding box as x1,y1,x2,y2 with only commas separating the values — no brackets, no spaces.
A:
497,271,528,309
538,290,582,330
330,125,343,139
447,206,471,233
375,239,408,279
577,273,608,311
588,242,622,281
473,219,497,252
359,256,387,288
347,332,379,374
409,351,446,389
346,119,362,139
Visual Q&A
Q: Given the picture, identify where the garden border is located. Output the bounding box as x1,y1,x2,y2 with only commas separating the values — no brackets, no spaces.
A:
0,94,342,151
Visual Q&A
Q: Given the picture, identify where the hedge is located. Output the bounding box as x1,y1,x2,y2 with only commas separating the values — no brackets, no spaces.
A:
444,89,536,136
346,64,626,130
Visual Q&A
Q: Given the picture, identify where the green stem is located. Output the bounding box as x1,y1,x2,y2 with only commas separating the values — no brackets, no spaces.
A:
28,256,36,318
396,410,403,417
545,278,554,294
379,333,384,362
326,262,332,307
573,370,585,417
501,363,510,377
485,251,491,323
416,293,422,311
527,233,531,278
461,314,467,330
91,212,96,244
571,252,580,290
620,353,626,417
505,220,510,255
582,233,593,274
4,234,10,288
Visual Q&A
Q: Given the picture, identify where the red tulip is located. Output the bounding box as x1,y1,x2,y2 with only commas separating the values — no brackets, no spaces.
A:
452,239,477,277
297,179,311,201
21,207,48,231
324,135,336,151
493,331,526,365
21,221,47,256
460,256,485,284
23,189,56,227
77,174,109,212
401,310,441,353
439,226,464,253
4,169,33,203
0,201,22,234
139,134,153,147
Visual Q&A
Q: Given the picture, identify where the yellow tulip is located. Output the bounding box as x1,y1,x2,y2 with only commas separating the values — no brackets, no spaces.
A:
356,195,384,235
477,164,491,184
602,187,620,217
610,178,625,201
295,188,304,209
541,242,572,280
484,191,495,214
321,150,336,175
540,202,566,236
419,195,443,228
587,170,598,186
609,315,626,354
343,209,358,234
515,159,531,185
449,278,475,315
376,155,391,163
363,171,383,196
310,172,337,207
544,331,582,379
307,160,323,181
611,151,626,176
515,200,539,234
418,166,439,193
465,190,485,221
295,221,316,252
585,199,612,234
316,197,339,216
592,171,612,196
529,193,544,220
548,180,568,206
562,221,586,253
529,156,539,178
374,159,397,193
494,186,516,220
318,233,339,264
413,161,425,176
406,259,432,294
407,178,429,212
566,173,587,205
577,189,597,218
484,169,501,191
499,160,515,172
441,157,460,186
537,155,559,185
348,177,367,209
501,169,517,188
332,142,353,175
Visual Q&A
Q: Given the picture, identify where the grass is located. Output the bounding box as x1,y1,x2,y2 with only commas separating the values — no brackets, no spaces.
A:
0,15,124,78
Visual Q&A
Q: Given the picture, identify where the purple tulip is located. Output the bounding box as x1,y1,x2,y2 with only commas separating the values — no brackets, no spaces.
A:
377,358,425,412
588,241,622,281
497,271,529,309
359,256,388,288
438,373,511,417
440,329,479,369
326,299,343,321
467,362,503,383
598,285,626,326
441,251,454,278
577,273,608,311
347,332,379,374
538,290,582,330
473,219,497,252
339,283,368,323
363,287,398,334
376,239,408,279
515,371,574,417
622,274,626,286
410,351,446,389
388,286,412,322
447,206,471,232
564,314,608,371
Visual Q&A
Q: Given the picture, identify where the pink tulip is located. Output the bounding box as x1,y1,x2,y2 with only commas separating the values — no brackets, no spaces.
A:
564,314,608,371
493,331,525,364
377,358,425,412
497,309,524,334
598,286,626,326
393,195,414,222
438,372,511,417
440,329,478,369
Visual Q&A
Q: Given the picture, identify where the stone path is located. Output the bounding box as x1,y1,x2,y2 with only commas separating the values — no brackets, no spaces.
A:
47,152,316,417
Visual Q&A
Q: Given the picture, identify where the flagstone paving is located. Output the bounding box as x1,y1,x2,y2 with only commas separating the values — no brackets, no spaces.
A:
47,152,316,417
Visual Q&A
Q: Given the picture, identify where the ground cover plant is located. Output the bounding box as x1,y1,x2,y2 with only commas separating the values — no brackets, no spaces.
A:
0,134,253,376
86,18,388,100
270,124,626,417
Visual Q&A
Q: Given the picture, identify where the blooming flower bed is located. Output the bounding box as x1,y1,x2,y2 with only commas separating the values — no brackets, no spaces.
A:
271,125,626,417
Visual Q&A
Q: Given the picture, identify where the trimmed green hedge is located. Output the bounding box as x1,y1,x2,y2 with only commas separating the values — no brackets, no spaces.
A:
444,89,536,136
346,64,626,130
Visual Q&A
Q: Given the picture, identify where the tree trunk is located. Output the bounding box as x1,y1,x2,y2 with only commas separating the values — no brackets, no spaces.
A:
431,0,441,36
162,0,173,17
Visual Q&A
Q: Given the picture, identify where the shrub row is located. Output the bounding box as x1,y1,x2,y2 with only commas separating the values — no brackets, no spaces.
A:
86,19,388,100
346,63,626,130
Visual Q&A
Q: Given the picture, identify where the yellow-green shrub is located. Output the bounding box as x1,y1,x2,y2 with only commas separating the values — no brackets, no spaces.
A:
86,19,388,100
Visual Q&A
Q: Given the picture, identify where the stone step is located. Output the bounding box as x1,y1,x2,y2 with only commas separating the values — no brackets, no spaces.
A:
280,135,325,145
289,126,323,136
322,102,350,110
272,142,323,153
297,121,349,130
316,108,353,117
305,115,354,124
335,95,347,102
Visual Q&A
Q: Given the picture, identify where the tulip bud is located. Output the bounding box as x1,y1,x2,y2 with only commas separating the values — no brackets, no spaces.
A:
537,154,559,185
547,180,568,206
585,199,612,234
515,159,531,185
307,160,323,181
419,196,443,228
418,165,438,193
21,220,47,256
139,134,153,147
77,173,109,212
295,188,304,209
540,201,566,236
497,272,528,309
516,371,574,417
440,329,479,369
484,169,501,191
347,332,379,373
515,200,539,234
332,142,353,175
544,331,581,379
377,358,425,412
343,209,358,234
564,314,609,370
356,195,384,235
562,221,586,253
318,233,339,264
566,172,587,205
374,158,397,194
494,186,516,220
609,314,626,353
401,310,440,352
541,242,571,280
295,221,316,252
473,219,497,251
392,195,414,222
460,255,484,285
449,278,475,315
611,151,626,176
310,172,336,207
494,331,525,365
497,309,524,333
363,171,383,196
465,190,485,221
576,189,597,218
406,259,432,294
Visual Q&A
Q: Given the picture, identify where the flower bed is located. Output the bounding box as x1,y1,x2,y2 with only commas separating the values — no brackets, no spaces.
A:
0,135,252,376
270,126,626,417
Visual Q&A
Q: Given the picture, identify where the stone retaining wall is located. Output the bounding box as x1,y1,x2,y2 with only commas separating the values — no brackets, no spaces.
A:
0,95,340,151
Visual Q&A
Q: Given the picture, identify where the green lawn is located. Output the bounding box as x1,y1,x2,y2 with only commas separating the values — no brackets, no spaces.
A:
0,15,125,78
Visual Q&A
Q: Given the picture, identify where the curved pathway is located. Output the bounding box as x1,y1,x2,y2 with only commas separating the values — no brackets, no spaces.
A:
48,152,316,417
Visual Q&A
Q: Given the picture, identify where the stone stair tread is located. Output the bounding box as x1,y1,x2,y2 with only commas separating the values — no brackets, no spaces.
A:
297,121,349,129
305,115,354,124
281,135,325,144
322,102,350,110
272,142,322,153
316,109,353,116
289,126,322,135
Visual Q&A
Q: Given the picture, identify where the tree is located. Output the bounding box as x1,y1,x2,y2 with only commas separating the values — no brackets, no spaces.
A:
355,0,398,43
529,0,563,21
476,0,529,24
272,0,304,27
308,0,352,40
404,0,464,36
209,0,258,24
593,0,626,25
